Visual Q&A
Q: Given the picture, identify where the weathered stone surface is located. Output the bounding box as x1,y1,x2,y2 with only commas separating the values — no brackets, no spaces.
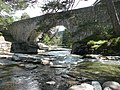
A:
46,81,56,85
103,81,120,90
68,83,94,90
50,65,67,68
7,6,95,43
104,87,112,90
0,36,11,53
92,81,102,90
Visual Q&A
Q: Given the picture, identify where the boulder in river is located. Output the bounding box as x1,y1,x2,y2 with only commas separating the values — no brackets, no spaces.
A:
68,83,94,90
102,81,120,90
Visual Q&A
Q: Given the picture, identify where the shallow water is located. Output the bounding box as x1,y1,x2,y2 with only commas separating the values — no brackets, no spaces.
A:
0,49,81,90
0,49,120,90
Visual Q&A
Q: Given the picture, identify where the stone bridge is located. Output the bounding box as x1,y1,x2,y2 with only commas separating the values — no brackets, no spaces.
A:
8,7,96,43
3,1,120,53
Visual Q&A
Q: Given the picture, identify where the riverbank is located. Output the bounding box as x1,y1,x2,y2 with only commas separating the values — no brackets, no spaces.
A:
72,36,120,56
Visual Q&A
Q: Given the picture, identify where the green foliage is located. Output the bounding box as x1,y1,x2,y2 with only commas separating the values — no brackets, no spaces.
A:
2,0,37,11
0,16,14,29
87,40,107,49
49,31,63,45
0,0,32,30
42,34,50,45
87,40,107,45
21,12,30,20
81,37,120,55
0,1,12,14
109,37,120,45
62,29,72,48
41,0,75,13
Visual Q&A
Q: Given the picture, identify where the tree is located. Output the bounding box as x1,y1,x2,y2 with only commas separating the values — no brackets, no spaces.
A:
41,0,76,13
2,0,38,10
94,0,120,36
41,0,120,37
21,12,30,20
101,0,120,36
0,0,38,30
62,29,72,47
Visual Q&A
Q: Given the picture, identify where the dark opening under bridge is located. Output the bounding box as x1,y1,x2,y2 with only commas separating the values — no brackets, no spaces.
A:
2,2,120,53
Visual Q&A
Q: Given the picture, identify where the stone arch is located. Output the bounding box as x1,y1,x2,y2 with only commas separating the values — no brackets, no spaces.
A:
27,24,68,45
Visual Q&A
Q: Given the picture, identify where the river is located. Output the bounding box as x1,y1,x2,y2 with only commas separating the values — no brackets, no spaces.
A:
0,48,83,90
0,48,120,90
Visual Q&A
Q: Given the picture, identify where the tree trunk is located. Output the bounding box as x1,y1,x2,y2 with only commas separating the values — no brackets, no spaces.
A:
101,0,120,36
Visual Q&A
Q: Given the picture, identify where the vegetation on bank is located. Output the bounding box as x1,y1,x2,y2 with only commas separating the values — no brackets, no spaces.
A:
69,62,120,83
72,26,120,55
86,37,120,55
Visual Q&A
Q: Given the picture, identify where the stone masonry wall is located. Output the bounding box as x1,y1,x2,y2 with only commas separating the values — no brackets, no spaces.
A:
0,36,11,53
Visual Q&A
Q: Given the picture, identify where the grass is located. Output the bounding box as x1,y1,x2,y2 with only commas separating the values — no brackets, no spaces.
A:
69,62,120,83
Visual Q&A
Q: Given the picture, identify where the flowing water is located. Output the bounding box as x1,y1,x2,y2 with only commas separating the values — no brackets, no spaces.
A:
0,49,120,90
0,49,83,90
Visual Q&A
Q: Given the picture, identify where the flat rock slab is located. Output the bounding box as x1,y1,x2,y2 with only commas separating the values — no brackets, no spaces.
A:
50,65,67,68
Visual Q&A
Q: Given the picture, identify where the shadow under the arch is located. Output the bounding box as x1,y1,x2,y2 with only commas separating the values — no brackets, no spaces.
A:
10,42,39,54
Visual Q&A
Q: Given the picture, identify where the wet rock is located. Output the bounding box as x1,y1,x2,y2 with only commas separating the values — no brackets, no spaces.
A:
49,62,53,66
41,60,50,65
50,65,67,68
38,42,49,50
82,54,107,60
103,81,120,90
0,54,12,59
61,75,76,80
106,56,120,60
68,83,94,90
91,81,102,90
12,54,21,61
18,64,38,70
24,64,38,70
46,81,56,85
104,87,112,90
12,53,41,61
43,57,52,61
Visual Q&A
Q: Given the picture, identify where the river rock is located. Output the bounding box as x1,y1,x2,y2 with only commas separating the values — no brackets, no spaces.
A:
41,59,50,65
46,81,56,85
91,81,102,90
50,65,67,68
104,87,112,90
24,64,38,70
12,54,21,61
38,43,49,50
0,54,12,59
68,83,94,90
102,81,120,90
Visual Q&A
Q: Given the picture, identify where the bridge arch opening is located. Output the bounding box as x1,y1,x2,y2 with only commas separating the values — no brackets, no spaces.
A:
35,25,66,45
27,24,73,48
